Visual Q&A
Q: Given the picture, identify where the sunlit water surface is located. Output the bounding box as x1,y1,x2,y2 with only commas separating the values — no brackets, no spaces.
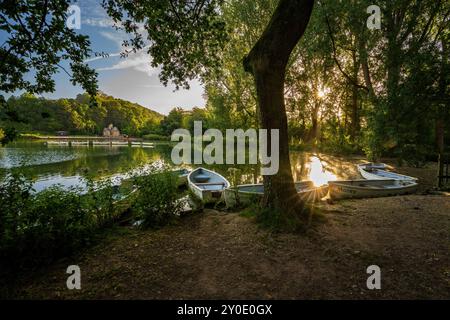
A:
0,141,363,192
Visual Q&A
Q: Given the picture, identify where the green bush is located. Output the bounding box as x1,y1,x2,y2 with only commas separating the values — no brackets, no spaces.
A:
84,177,116,227
0,172,119,271
132,168,186,229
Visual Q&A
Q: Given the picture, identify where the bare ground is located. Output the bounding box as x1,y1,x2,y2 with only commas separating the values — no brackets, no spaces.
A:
15,194,450,300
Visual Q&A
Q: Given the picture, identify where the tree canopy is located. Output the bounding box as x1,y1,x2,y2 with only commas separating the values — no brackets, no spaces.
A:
0,0,97,95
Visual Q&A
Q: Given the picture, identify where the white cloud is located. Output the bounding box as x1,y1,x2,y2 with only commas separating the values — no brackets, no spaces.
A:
96,50,159,77
83,18,115,28
99,31,126,48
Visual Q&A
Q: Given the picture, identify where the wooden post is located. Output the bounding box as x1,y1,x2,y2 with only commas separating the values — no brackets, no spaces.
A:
438,153,444,188
438,154,450,189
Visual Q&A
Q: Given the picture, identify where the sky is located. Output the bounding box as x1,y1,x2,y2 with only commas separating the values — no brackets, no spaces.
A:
1,1,206,115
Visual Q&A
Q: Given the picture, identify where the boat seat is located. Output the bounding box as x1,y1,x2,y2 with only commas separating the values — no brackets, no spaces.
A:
195,182,225,186
194,174,210,182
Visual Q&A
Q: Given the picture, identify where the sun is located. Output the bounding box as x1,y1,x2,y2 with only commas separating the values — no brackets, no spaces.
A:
317,88,328,99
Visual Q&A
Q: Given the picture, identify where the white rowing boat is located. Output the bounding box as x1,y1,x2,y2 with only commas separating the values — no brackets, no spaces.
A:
188,167,230,203
357,163,417,181
224,181,329,208
329,179,418,200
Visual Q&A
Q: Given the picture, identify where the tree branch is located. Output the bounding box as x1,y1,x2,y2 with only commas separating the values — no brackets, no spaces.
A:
324,15,368,92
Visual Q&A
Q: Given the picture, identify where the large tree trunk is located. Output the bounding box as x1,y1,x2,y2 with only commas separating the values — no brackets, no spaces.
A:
243,0,315,215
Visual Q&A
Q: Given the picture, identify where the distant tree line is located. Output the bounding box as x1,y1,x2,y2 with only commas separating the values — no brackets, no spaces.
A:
0,92,211,143
0,92,164,139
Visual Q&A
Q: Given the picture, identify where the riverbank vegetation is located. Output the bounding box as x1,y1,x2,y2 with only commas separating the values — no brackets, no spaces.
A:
0,168,185,297
14,195,450,299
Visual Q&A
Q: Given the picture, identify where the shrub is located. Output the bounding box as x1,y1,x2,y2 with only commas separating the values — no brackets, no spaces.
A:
132,168,186,229
0,172,120,272
19,186,96,263
84,177,116,227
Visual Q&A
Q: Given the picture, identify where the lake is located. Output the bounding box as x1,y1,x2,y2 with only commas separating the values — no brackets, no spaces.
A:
0,140,363,191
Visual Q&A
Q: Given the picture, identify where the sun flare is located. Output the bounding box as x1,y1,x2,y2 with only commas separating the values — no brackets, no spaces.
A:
308,156,338,187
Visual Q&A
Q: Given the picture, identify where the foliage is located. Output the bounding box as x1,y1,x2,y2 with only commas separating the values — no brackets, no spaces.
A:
0,0,97,95
102,0,228,89
132,168,186,229
159,107,185,136
0,172,121,272
204,0,276,131
0,92,163,137
84,177,116,227
157,106,210,137
203,0,450,161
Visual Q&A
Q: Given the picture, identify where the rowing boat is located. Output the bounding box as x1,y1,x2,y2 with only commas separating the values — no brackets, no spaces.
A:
224,181,329,208
329,179,418,200
357,163,417,181
188,167,230,203
172,168,190,186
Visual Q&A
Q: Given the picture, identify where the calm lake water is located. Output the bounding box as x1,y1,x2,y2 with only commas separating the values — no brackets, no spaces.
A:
0,140,363,192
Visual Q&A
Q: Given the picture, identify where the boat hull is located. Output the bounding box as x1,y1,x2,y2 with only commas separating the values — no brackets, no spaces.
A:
329,179,418,200
188,168,230,204
224,181,329,208
357,163,417,181
172,169,190,187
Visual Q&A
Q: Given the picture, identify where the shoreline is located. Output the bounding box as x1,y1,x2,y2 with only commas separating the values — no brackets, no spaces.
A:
12,193,450,299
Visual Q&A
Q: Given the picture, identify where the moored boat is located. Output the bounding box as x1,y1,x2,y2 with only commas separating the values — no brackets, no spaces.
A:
329,179,418,200
357,163,417,181
171,168,190,186
188,167,230,203
224,181,329,208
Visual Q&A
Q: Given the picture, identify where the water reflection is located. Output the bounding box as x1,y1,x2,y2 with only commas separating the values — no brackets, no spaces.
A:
0,141,364,191
306,156,338,186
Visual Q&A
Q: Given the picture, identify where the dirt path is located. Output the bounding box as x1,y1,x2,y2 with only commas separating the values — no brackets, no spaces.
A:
17,195,450,299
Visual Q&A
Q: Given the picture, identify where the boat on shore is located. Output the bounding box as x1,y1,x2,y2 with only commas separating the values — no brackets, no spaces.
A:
188,167,230,203
357,163,418,181
172,168,190,186
329,179,418,200
111,185,138,204
224,181,329,208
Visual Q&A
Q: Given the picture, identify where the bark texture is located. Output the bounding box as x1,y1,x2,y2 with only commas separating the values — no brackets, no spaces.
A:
243,0,315,214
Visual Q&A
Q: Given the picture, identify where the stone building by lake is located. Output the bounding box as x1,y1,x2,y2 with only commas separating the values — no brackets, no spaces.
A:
103,124,121,137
